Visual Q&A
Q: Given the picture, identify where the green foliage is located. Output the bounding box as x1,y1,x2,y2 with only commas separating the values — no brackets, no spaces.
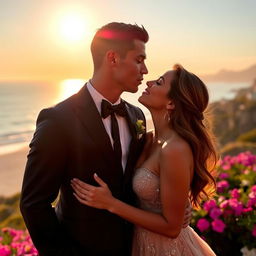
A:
0,193,25,230
221,141,256,156
237,129,256,143
0,214,26,230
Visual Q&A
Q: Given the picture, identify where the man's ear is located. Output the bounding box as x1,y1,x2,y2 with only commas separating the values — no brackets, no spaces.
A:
106,50,118,65
166,100,175,110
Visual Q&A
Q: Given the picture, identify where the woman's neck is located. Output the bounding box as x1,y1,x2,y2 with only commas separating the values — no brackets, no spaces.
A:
150,110,176,143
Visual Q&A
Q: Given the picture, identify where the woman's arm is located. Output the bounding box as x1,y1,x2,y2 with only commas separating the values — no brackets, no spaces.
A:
71,141,192,238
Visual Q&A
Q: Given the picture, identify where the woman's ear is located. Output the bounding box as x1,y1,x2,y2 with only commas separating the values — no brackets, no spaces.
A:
166,100,175,110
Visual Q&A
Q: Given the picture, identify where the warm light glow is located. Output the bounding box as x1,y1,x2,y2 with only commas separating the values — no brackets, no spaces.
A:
59,79,85,100
58,13,88,42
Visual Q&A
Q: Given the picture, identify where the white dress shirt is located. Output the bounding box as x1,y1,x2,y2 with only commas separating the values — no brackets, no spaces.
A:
87,81,131,171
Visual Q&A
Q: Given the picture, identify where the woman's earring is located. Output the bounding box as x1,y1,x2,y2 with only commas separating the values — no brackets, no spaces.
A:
164,111,170,122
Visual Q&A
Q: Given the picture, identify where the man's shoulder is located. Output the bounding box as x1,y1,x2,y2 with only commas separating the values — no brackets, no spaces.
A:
37,92,79,123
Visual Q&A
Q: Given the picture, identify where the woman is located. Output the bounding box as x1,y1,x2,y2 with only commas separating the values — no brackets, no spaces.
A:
71,64,218,255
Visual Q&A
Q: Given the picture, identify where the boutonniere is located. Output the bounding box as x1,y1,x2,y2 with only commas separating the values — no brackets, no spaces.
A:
135,119,146,139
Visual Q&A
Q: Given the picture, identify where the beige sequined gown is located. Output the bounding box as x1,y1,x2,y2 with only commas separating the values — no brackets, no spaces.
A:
132,167,216,256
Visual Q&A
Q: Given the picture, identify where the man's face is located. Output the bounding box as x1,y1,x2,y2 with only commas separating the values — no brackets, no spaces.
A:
113,39,148,93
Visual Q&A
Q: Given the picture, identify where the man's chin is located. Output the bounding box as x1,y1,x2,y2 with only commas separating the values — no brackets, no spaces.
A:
126,87,139,93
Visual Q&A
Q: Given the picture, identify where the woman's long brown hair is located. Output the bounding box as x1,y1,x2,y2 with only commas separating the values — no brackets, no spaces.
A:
168,64,218,207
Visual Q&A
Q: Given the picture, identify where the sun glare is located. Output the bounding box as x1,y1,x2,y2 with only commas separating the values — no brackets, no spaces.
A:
59,79,85,101
58,13,88,42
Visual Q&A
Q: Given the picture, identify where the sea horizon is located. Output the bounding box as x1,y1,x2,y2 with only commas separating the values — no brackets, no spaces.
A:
0,79,251,155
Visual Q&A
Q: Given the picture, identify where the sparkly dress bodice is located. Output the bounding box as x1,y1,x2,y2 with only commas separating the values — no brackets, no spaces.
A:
133,167,161,213
131,167,216,256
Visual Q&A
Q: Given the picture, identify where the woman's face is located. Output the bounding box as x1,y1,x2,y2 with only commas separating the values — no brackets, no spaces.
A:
139,70,175,110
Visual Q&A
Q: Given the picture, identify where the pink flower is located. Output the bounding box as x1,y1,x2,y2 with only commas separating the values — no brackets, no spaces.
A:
219,173,229,179
251,185,256,192
243,207,253,213
230,188,240,199
0,245,11,256
219,200,229,209
217,180,229,193
252,225,256,237
218,196,225,203
247,197,256,207
203,199,217,212
209,207,222,219
197,218,210,232
228,198,243,216
211,219,226,233
222,164,231,170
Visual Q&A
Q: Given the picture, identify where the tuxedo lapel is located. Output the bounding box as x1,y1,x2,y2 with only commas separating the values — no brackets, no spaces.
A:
73,84,116,167
123,102,140,182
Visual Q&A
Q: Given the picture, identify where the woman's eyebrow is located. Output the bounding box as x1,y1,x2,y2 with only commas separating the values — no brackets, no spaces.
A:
159,76,165,83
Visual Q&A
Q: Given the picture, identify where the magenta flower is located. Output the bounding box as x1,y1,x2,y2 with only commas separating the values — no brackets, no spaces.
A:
228,198,243,216
230,188,240,199
209,207,222,219
211,219,226,233
219,173,229,179
247,197,256,207
222,164,231,170
217,180,229,193
243,207,253,213
219,200,229,209
251,185,256,192
197,218,210,232
252,225,256,237
203,199,217,212
0,245,11,256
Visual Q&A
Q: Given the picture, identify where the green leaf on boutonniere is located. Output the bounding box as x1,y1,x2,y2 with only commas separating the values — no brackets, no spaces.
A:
135,119,146,139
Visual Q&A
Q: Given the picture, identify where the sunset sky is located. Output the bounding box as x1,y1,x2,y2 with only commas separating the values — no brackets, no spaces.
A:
1,0,256,81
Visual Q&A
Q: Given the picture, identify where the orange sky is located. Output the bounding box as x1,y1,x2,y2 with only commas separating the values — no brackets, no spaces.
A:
1,0,256,82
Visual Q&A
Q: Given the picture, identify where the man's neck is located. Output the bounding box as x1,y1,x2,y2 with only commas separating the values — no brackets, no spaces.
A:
90,76,122,104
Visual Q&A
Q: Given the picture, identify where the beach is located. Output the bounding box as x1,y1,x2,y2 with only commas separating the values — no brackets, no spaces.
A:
0,119,153,197
0,147,29,196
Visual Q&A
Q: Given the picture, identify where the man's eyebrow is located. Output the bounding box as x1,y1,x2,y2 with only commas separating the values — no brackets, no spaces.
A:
138,54,146,59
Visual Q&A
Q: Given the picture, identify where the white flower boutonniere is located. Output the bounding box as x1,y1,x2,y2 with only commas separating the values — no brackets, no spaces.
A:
135,119,146,139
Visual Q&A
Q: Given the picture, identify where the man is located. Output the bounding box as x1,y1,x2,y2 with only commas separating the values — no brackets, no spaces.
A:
20,22,149,256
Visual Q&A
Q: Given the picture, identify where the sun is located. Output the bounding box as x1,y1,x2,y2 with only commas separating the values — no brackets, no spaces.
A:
58,13,88,42
59,79,85,101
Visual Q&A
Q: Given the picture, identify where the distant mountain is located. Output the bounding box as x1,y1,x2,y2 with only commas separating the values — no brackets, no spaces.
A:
201,64,256,83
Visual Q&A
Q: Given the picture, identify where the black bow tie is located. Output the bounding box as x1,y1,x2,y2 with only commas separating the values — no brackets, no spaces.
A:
101,99,126,119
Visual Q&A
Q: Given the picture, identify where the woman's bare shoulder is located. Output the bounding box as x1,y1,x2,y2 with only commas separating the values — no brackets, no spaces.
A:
160,137,192,161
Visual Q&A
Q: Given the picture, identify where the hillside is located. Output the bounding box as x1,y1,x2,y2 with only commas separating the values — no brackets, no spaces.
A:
201,64,256,83
212,78,256,154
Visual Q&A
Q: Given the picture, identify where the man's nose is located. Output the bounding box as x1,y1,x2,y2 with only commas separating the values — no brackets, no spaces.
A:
142,63,148,74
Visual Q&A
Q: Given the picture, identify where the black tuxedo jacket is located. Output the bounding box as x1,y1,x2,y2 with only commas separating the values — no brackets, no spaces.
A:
20,85,146,256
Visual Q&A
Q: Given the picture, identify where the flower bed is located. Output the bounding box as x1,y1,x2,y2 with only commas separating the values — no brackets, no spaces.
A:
0,228,37,256
191,151,256,256
1,151,255,255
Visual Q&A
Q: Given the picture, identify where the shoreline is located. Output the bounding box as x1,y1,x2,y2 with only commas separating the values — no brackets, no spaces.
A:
0,146,29,197
0,119,154,197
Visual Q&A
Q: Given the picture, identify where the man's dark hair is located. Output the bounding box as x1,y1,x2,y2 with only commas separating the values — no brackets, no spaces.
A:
91,22,149,70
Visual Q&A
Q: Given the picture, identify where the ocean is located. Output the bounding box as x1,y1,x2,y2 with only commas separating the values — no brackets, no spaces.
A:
0,80,250,155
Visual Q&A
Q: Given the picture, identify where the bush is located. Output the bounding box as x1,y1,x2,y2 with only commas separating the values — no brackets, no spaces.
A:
0,227,38,255
237,129,256,143
191,151,256,255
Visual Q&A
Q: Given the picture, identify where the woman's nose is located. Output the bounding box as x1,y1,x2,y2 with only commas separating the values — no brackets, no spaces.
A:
146,81,153,87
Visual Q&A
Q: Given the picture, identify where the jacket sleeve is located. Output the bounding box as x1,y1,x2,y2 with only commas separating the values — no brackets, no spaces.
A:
20,108,73,256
